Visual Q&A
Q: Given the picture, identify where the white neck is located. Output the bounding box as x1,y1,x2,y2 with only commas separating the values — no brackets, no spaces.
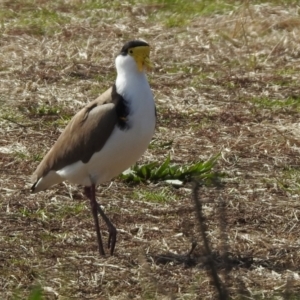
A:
115,55,141,76
115,55,149,98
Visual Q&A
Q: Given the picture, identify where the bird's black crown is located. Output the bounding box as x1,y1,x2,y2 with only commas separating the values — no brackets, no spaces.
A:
120,40,149,55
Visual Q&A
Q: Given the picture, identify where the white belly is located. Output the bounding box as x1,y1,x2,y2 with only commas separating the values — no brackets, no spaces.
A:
57,108,155,186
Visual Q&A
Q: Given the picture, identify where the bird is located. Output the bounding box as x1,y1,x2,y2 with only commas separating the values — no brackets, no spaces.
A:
30,40,156,256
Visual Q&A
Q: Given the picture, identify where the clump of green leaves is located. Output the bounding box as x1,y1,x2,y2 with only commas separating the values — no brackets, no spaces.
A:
120,154,221,184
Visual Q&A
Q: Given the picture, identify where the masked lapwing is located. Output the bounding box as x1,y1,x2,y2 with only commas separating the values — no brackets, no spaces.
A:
30,40,156,256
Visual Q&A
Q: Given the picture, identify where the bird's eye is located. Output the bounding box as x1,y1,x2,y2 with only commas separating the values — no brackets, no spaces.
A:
129,50,133,54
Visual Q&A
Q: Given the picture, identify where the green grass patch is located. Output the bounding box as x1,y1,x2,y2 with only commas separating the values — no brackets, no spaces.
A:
143,0,238,16
28,286,43,300
55,203,86,219
20,207,48,220
129,0,241,28
277,167,300,195
1,108,29,126
252,0,299,4
18,103,73,126
250,96,300,111
1,101,72,137
13,150,28,160
79,0,122,10
275,67,298,76
25,103,73,118
13,149,43,163
19,203,86,221
0,0,244,35
12,285,43,300
1,0,70,35
133,187,176,203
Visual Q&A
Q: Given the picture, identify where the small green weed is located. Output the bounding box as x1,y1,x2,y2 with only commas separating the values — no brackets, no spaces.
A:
32,153,44,162
120,154,221,184
13,285,43,300
28,286,43,300
14,150,27,160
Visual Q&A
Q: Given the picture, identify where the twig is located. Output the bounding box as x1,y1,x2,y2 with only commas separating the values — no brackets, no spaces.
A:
192,181,228,300
1,117,34,128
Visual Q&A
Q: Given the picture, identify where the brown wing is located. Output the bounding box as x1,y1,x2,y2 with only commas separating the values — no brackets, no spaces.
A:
32,87,117,182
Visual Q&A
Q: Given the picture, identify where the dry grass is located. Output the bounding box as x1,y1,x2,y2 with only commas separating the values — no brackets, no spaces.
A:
1,0,300,299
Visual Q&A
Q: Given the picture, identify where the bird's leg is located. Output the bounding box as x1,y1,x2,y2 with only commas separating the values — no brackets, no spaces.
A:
96,202,117,255
84,185,105,255
84,185,117,255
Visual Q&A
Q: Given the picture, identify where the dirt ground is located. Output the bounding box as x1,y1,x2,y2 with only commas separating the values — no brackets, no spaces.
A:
1,1,300,299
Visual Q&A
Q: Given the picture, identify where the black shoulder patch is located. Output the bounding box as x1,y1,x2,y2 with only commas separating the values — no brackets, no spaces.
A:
111,84,130,130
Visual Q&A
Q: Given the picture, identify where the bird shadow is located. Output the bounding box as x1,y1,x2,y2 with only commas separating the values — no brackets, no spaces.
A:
147,249,254,271
147,247,297,273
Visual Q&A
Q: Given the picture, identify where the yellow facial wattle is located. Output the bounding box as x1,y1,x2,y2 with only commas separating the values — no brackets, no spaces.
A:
129,45,152,72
